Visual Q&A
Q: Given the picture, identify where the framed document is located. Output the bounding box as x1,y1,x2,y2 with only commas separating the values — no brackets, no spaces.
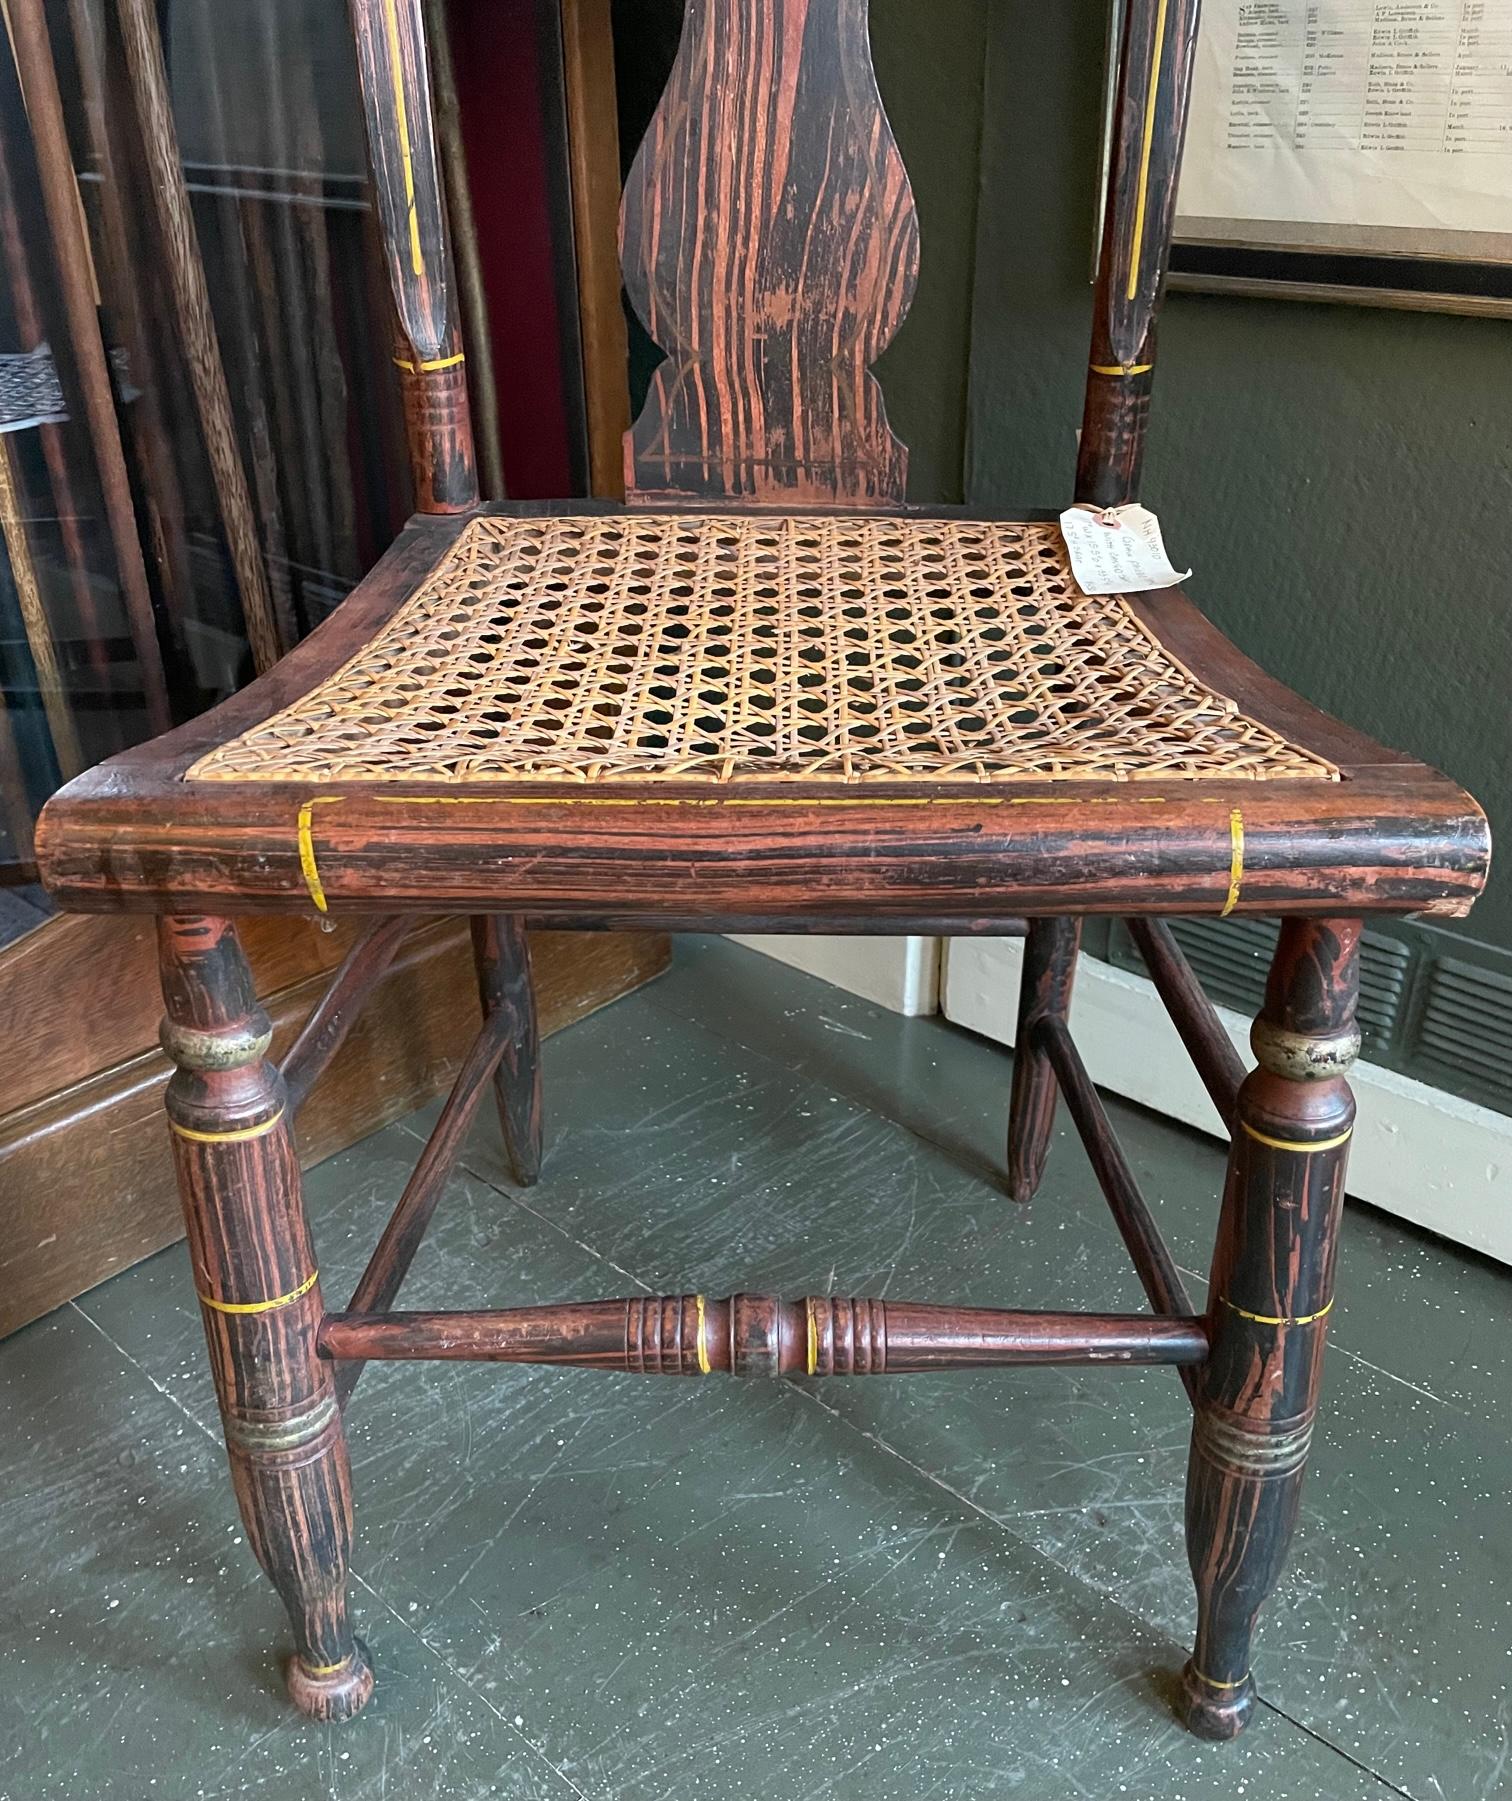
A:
1106,1,1512,315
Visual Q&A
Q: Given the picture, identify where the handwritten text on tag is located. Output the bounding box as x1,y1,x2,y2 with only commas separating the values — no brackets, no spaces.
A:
1058,504,1191,596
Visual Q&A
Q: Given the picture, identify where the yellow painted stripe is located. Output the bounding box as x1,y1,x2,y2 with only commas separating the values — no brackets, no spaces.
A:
694,1294,711,1375
1220,1293,1334,1328
1090,361,1154,377
805,1297,819,1377
363,793,1173,811
1194,1667,1252,1691
1127,0,1171,302
199,1269,319,1316
1220,807,1244,917
297,797,343,913
382,0,425,278
172,1108,286,1145
300,1657,351,1677
393,351,466,374
1241,1121,1354,1156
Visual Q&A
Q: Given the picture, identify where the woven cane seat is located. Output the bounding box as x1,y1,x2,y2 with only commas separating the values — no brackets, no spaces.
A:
187,513,1337,787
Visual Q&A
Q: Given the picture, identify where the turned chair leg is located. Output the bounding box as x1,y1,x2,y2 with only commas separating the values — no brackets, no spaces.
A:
159,916,373,1722
470,914,542,1186
1181,917,1360,1739
1006,917,1081,1201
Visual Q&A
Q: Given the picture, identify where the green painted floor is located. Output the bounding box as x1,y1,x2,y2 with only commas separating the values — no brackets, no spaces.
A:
4,938,1510,1800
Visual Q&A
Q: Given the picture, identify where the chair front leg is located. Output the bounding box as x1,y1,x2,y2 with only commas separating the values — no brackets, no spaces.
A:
159,916,373,1722
1006,917,1081,1200
471,914,542,1186
1181,917,1360,1739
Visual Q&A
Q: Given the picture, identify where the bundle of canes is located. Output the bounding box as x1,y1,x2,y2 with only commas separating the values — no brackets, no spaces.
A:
0,342,83,783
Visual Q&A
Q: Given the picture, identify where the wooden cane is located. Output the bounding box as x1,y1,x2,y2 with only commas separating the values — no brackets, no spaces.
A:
0,98,114,720
113,0,285,673
281,9,362,580
0,435,83,776
7,0,172,733
65,0,198,692
0,675,35,872
181,0,299,646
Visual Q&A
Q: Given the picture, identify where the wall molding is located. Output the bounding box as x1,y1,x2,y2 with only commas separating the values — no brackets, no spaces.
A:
943,936,1512,1268
727,935,940,1016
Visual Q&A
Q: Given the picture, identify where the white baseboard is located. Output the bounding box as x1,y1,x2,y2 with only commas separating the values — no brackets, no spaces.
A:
943,936,1512,1267
727,935,940,1016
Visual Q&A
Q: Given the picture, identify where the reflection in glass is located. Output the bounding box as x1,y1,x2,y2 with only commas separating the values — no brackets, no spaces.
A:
0,0,411,945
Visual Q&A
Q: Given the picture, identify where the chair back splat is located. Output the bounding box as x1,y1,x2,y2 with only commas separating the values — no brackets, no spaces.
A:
620,0,919,508
614,0,1202,513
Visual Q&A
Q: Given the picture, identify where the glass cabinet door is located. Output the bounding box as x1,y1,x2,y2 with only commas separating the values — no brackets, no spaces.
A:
0,0,413,946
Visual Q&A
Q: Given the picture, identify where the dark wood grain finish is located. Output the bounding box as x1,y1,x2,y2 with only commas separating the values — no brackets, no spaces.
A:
1180,917,1360,1740
281,916,415,1109
36,775,1489,922
333,987,535,1407
158,917,373,1721
1039,1017,1198,1402
1077,0,1203,506
1128,918,1245,1128
621,0,919,506
348,0,477,511
320,1299,1209,1372
1006,918,1081,1200
35,756,1490,922
471,915,543,1187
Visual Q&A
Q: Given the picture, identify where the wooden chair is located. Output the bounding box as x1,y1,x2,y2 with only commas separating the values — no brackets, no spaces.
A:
37,0,1489,1740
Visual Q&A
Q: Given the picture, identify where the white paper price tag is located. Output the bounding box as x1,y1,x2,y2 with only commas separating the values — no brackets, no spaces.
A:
1058,504,1191,596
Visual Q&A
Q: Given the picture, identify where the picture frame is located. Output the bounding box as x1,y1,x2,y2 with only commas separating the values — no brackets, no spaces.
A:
1100,0,1512,318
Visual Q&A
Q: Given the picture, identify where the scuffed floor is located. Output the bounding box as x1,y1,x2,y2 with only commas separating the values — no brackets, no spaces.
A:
3,937,1509,1800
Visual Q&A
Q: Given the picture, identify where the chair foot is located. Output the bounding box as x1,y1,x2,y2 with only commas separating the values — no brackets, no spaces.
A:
287,1639,376,1722
1178,1661,1256,1740
1006,918,1080,1201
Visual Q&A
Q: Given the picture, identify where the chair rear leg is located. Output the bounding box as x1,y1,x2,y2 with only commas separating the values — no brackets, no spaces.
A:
471,914,542,1186
1181,917,1360,1739
159,916,373,1722
1006,917,1081,1200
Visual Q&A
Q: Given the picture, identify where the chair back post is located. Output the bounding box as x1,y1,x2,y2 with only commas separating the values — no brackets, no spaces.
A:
1077,0,1202,508
349,0,478,513
620,0,919,509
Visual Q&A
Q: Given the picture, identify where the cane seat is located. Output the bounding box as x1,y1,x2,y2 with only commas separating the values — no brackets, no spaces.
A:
185,512,1336,791
36,504,1483,926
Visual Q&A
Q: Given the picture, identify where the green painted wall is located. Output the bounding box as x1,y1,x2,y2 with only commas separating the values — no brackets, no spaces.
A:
961,1,1510,951
869,0,987,505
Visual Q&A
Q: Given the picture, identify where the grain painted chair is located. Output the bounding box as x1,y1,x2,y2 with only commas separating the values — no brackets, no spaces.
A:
37,0,1489,1739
